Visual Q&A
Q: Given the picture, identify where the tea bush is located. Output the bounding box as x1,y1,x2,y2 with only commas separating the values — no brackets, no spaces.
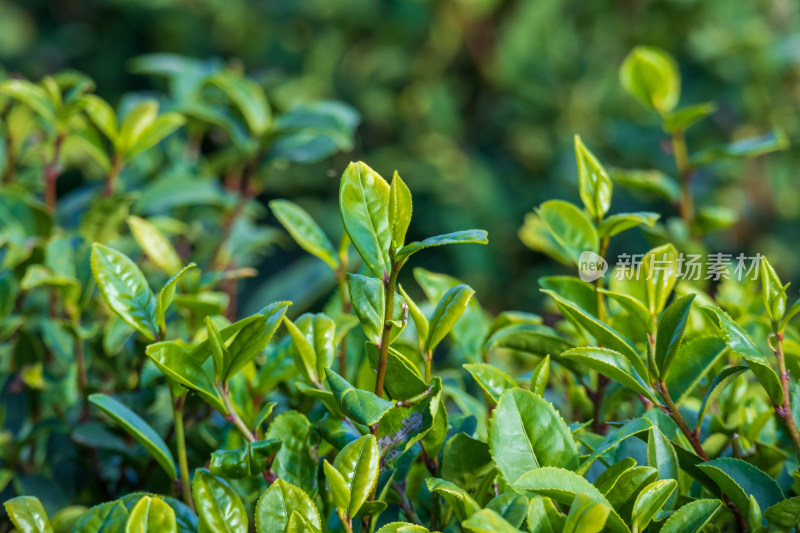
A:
1,45,798,533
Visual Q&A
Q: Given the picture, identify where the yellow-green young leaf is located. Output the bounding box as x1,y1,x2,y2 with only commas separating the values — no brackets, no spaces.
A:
284,313,335,385
206,316,227,382
535,200,598,265
519,212,574,266
389,171,412,251
325,368,394,426
340,161,392,278
747,495,762,532
155,263,197,335
463,363,517,404
647,427,679,503
125,496,177,533
286,511,322,533
50,506,88,533
763,496,800,530
118,100,158,154
223,301,290,382
88,393,177,480
323,460,351,512
193,470,248,533
332,434,380,517
561,347,657,403
530,355,550,395
563,493,609,533
610,168,680,202
145,341,226,414
255,478,321,533
269,199,338,270
425,284,475,353
397,230,488,262
265,412,318,493
489,388,579,484
81,94,119,142
72,501,129,533
513,467,629,533
208,72,270,136
4,496,54,533
642,243,679,315
654,293,695,379
462,509,522,533
0,79,57,124
574,135,612,219
597,212,659,239
660,499,722,533
126,112,185,161
399,284,429,343
209,439,282,479
663,102,717,133
620,46,680,114
376,523,430,533
760,256,788,324
426,478,481,522
253,402,277,431
91,243,158,340
347,273,384,344
127,216,183,275
701,305,784,405
526,497,565,533
697,457,784,515
631,480,677,533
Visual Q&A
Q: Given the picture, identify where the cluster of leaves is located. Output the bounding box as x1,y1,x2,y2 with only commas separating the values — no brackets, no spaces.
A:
2,46,800,533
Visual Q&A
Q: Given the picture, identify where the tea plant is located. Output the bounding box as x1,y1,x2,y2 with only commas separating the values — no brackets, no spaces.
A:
2,47,800,533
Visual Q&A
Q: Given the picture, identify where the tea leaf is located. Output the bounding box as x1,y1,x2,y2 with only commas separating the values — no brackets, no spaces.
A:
192,470,248,533
620,46,680,114
426,284,475,353
126,496,177,533
574,135,612,219
654,293,695,379
631,480,677,533
255,479,320,533
89,393,177,480
660,499,722,533
4,496,54,533
270,199,338,270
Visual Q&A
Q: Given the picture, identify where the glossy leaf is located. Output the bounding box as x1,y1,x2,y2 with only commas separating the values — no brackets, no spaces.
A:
223,302,290,382
486,493,528,528
561,347,657,403
464,363,517,404
598,212,659,239
631,479,677,533
91,243,158,340
155,263,196,333
641,244,679,315
89,393,177,480
761,256,788,324
660,499,722,533
145,341,226,413
270,199,338,270
389,171,412,251
574,135,612,219
397,229,488,262
4,496,54,533
340,161,392,278
255,479,321,533
513,467,629,533
209,439,282,479
127,216,183,275
325,368,394,426
666,336,728,404
208,72,270,136
331,434,380,517
426,284,475,353
578,418,653,474
72,501,129,533
126,496,177,533
489,388,579,484
701,305,783,405
620,45,680,113
535,200,598,264
697,457,784,514
563,493,609,533
696,365,747,428
529,355,550,395
193,470,247,533
462,509,522,533
426,478,481,522
655,293,695,379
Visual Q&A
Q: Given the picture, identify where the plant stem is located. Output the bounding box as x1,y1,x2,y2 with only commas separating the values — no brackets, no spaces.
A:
671,130,694,227
375,258,400,398
43,134,65,212
773,333,800,466
171,390,194,511
220,385,256,442
104,153,123,198
654,380,708,460
424,350,432,384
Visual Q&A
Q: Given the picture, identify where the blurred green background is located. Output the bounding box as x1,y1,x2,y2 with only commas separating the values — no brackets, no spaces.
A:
3,0,798,314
